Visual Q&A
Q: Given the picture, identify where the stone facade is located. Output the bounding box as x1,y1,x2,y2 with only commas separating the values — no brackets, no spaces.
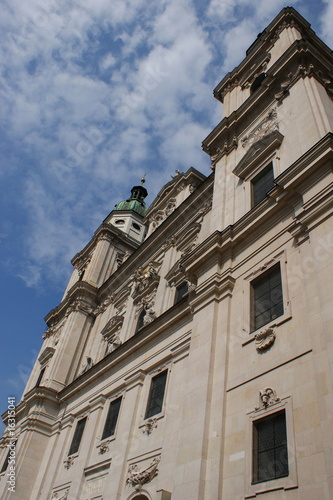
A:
1,7,333,500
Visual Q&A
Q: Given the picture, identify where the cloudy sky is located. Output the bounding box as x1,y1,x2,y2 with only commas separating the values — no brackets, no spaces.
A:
1,0,332,428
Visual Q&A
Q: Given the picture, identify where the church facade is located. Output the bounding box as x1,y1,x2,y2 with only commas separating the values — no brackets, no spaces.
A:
1,7,333,500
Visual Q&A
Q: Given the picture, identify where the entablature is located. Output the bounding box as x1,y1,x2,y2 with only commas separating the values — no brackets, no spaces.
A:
45,281,98,327
204,38,333,164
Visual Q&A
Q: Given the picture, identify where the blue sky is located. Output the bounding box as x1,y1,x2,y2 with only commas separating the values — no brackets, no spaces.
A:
1,0,332,430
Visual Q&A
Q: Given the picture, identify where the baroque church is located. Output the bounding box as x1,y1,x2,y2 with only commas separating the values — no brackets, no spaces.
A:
1,7,333,500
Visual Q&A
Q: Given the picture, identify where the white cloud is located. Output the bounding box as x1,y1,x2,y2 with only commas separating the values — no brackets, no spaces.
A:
0,0,327,292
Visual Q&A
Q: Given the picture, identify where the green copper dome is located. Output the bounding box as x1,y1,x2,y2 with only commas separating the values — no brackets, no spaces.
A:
114,185,148,216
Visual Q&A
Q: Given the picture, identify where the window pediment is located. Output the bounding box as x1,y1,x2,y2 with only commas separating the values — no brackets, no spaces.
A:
234,130,283,179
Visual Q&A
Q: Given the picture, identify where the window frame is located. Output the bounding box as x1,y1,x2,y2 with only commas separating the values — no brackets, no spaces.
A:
252,409,288,483
145,370,168,420
251,161,275,207
68,416,87,457
101,396,122,441
250,263,284,333
174,281,189,304
242,251,291,343
246,397,297,498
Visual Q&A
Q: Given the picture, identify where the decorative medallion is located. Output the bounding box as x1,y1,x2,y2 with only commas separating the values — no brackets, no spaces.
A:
255,327,276,350
256,387,280,410
126,456,160,488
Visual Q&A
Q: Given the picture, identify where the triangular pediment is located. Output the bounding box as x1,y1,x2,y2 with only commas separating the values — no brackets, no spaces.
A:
233,130,284,179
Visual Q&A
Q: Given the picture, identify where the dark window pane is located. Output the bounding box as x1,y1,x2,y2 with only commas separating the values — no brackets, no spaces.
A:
35,367,46,387
252,163,275,206
68,417,87,456
0,450,10,473
174,282,188,304
136,309,146,333
253,411,289,483
145,371,167,419
251,264,283,331
101,397,122,440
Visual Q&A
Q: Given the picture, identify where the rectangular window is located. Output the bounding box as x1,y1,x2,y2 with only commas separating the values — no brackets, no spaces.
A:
0,450,10,474
252,162,274,206
253,410,288,483
68,417,87,456
174,282,188,304
101,397,122,440
145,370,167,419
251,264,283,331
35,367,46,387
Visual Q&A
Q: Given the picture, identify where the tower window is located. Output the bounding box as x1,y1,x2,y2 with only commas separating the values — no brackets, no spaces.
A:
251,264,283,331
132,222,141,231
115,219,125,225
251,72,267,94
253,410,288,483
251,162,274,207
101,397,122,440
68,417,87,456
145,370,167,419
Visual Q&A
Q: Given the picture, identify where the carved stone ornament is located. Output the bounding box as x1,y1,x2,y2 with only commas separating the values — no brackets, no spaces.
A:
143,308,156,326
63,457,75,469
126,456,160,488
80,356,94,374
255,327,276,350
241,109,278,149
132,263,160,304
94,295,114,315
51,488,69,500
98,440,111,454
65,299,95,318
142,418,158,435
256,387,280,410
210,136,238,168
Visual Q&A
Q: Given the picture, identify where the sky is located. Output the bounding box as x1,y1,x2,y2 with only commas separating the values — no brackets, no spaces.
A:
1,0,332,431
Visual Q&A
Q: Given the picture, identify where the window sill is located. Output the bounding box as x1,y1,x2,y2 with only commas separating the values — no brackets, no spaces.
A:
242,312,292,347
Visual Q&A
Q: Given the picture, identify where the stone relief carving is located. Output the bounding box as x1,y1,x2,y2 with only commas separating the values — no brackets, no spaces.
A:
51,488,69,500
132,263,160,306
101,315,124,352
98,440,111,454
210,136,238,168
142,418,158,435
63,457,75,469
80,356,94,374
149,198,177,230
255,327,276,350
241,109,278,149
65,299,95,318
256,387,280,410
126,456,160,488
143,308,156,326
94,295,114,315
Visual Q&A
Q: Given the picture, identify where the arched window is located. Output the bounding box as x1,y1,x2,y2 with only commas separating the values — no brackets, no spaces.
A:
251,72,267,94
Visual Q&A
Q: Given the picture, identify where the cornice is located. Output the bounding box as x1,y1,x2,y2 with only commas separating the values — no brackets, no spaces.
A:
145,167,206,218
71,223,139,268
213,7,331,103
2,387,60,428
45,280,98,326
203,39,333,159
97,174,214,303
183,135,333,276
58,300,192,401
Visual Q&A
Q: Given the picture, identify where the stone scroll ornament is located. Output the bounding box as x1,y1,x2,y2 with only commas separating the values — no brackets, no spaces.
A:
256,388,280,410
126,456,160,489
254,327,276,350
